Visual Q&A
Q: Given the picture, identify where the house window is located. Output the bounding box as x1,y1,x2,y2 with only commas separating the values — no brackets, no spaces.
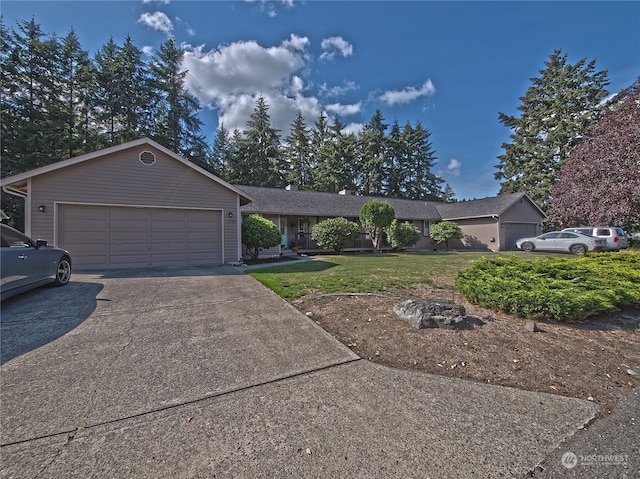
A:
423,221,433,236
139,151,156,165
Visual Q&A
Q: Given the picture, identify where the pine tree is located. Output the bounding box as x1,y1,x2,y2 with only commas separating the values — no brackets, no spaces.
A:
57,29,97,157
149,37,205,157
224,128,247,183
495,50,609,208
404,120,443,201
358,109,388,196
1,18,61,173
283,110,312,187
442,183,457,203
235,96,284,187
210,123,231,178
312,116,357,193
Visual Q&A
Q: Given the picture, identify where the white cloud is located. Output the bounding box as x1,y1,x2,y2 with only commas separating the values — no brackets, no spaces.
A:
182,36,323,133
248,0,297,18
320,36,353,61
143,0,170,4
342,122,364,135
325,102,362,116
446,159,462,177
141,45,154,57
137,11,173,35
379,79,436,106
318,81,358,99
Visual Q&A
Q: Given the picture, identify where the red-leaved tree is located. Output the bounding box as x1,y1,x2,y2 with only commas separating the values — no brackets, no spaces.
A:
548,77,640,229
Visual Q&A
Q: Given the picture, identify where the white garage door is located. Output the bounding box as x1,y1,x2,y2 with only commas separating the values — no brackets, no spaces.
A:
504,223,538,251
58,205,222,269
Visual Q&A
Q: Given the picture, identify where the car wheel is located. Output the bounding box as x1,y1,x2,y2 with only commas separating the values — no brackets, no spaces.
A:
521,242,534,252
54,257,71,286
570,244,586,255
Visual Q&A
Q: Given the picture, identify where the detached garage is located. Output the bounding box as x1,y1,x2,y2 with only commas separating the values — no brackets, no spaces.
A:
1,138,252,269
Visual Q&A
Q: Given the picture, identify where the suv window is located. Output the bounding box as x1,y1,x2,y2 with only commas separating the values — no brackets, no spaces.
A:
596,229,611,236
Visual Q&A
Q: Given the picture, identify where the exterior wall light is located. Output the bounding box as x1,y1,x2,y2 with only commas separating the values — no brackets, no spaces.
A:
38,205,46,213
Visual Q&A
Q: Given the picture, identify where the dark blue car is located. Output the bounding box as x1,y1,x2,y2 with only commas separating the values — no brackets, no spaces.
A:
1,224,71,300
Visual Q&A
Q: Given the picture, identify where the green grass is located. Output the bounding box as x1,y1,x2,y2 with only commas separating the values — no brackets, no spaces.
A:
248,251,551,298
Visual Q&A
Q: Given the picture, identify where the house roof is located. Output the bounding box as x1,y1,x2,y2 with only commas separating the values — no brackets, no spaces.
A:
238,186,546,222
237,185,442,220
435,192,547,220
0,138,254,204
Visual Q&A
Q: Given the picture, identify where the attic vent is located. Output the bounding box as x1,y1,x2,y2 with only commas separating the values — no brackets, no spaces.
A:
139,151,156,165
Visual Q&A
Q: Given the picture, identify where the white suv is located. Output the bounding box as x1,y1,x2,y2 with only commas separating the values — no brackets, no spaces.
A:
561,227,629,251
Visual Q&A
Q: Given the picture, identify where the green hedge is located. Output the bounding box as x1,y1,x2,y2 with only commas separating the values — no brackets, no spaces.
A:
454,253,640,321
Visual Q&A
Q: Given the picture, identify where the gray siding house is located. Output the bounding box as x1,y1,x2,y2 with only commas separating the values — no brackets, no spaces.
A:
238,185,545,255
1,138,252,268
2,138,545,269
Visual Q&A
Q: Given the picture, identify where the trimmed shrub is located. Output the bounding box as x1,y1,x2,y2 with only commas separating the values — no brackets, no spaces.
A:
430,221,463,251
359,199,395,252
312,217,360,253
387,220,421,251
242,214,281,260
455,253,640,321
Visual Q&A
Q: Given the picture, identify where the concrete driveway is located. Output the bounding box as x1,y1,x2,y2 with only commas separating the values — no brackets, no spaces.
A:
1,265,598,478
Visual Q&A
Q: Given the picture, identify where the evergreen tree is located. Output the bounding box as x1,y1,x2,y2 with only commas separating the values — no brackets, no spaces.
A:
442,183,457,203
385,119,404,197
401,120,443,200
495,50,609,208
210,123,231,178
307,112,329,190
149,37,205,158
358,109,388,196
93,37,126,145
283,110,312,187
224,128,247,183
312,117,358,193
235,96,284,187
56,29,97,157
1,18,61,174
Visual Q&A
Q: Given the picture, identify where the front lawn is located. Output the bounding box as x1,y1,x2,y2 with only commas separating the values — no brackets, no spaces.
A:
248,251,549,298
250,251,640,321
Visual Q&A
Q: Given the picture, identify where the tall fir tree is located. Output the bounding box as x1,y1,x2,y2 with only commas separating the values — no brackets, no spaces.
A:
235,96,284,187
1,18,61,173
358,109,388,196
210,123,231,178
495,50,609,208
403,120,443,200
283,110,312,187
312,116,357,193
149,37,206,159
57,29,97,157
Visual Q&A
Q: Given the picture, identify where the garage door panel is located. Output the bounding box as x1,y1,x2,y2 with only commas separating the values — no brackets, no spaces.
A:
58,205,222,268
505,223,538,251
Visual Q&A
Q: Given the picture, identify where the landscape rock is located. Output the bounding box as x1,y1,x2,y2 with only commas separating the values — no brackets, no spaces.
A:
393,299,469,330
525,321,540,333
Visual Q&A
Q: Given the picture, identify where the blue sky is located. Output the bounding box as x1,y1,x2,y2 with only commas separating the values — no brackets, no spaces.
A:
2,1,639,199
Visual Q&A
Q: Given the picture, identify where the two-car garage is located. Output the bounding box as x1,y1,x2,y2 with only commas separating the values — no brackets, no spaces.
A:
58,204,223,269
0,138,251,269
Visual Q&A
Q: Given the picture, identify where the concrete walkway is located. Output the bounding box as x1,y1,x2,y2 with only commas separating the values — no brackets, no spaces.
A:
1,266,599,478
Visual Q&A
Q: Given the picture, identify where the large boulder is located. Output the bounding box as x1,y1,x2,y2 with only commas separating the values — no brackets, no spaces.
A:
393,299,469,330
